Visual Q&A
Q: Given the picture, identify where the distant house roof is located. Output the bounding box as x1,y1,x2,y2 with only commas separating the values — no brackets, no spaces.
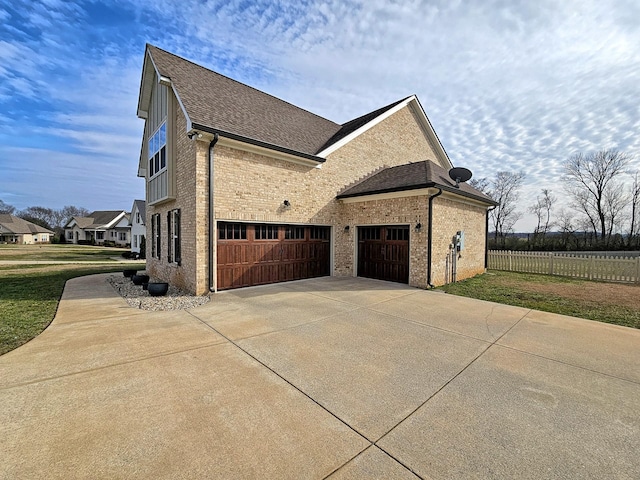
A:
337,160,497,205
65,211,128,230
138,45,452,168
132,199,146,219
0,214,54,235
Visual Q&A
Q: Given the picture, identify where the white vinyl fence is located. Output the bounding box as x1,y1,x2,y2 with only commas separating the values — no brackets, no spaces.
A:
488,250,640,284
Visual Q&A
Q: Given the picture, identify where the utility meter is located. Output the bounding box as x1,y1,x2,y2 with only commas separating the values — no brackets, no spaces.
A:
455,231,465,251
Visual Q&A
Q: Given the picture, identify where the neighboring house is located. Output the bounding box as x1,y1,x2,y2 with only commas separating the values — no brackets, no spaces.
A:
64,210,131,247
130,199,146,254
136,44,497,295
0,215,54,244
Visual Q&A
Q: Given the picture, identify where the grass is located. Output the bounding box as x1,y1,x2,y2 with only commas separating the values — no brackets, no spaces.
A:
438,270,640,329
0,244,129,261
0,245,145,355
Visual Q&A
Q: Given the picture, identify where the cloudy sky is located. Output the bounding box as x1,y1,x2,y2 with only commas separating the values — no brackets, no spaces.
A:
1,0,639,231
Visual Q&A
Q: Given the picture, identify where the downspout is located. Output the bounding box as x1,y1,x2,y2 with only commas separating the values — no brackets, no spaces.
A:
427,188,443,288
208,133,219,292
485,206,497,269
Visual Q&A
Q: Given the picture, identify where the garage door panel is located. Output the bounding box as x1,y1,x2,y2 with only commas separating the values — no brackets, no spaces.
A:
358,226,409,284
217,223,330,290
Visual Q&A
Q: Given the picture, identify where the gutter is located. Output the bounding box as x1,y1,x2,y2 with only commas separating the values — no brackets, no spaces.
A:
427,188,443,288
208,133,219,292
191,123,326,164
485,206,496,269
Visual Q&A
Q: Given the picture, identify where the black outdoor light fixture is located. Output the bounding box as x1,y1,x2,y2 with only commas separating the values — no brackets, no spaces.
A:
415,222,422,231
283,199,290,207
344,225,350,232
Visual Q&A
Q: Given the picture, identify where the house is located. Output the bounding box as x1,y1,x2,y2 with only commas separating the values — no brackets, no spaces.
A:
0,214,54,244
64,210,131,247
130,200,146,255
136,44,497,295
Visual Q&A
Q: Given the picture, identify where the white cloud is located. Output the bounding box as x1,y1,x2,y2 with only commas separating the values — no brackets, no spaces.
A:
1,0,639,231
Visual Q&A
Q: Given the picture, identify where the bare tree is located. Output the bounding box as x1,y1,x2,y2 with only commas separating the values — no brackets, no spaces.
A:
629,172,640,248
556,208,577,250
469,177,490,195
486,171,526,244
529,189,556,247
18,206,56,230
0,199,16,215
563,149,630,245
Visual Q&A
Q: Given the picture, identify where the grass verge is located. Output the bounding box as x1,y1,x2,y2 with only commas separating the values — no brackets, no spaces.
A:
438,270,640,329
0,265,141,355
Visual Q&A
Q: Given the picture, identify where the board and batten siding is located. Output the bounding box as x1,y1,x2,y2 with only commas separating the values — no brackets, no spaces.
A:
146,77,175,205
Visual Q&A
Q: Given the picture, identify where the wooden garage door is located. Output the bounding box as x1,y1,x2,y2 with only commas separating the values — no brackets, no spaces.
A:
217,223,330,290
357,226,409,284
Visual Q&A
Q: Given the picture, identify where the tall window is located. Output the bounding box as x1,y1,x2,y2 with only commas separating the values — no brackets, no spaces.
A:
148,122,166,178
167,209,181,264
151,213,161,259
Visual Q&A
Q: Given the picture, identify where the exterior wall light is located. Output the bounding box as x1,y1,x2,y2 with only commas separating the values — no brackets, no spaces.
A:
283,199,290,207
344,225,350,232
415,222,422,231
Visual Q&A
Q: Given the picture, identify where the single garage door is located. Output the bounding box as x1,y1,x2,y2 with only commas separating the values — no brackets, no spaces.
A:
217,222,331,290
357,225,409,284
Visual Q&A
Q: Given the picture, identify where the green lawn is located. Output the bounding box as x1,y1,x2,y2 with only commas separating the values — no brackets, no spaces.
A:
0,265,144,355
0,245,145,355
0,244,130,261
438,270,640,329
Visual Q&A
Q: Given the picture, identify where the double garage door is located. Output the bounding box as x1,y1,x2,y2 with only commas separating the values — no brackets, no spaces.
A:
217,223,410,290
217,222,331,290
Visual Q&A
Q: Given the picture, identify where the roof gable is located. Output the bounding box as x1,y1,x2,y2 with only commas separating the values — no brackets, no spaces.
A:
337,160,496,205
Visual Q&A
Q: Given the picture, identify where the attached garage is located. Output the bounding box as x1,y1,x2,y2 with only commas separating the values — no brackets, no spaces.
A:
357,225,410,284
217,222,331,290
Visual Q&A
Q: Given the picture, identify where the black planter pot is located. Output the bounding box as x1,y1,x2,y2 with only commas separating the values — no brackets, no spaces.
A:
123,269,137,278
147,282,169,296
132,274,150,285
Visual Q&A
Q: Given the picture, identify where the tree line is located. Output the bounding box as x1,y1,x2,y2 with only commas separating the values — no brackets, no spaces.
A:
471,149,640,251
0,201,89,241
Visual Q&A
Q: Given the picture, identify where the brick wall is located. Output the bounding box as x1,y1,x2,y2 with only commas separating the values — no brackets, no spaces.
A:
145,100,488,294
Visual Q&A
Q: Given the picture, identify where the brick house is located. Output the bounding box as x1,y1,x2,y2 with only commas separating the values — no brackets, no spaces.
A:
136,44,497,295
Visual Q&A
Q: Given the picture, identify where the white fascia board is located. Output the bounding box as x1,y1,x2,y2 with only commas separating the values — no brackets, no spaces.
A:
317,97,414,157
215,136,324,168
409,97,454,170
338,188,490,208
103,211,127,229
339,188,434,203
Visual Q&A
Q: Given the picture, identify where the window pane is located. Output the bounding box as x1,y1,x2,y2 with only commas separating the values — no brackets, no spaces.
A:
160,146,166,169
159,123,166,145
155,152,160,173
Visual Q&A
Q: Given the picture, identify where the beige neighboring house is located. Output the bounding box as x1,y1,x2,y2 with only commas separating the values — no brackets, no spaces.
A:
0,214,54,244
136,44,497,295
64,210,131,247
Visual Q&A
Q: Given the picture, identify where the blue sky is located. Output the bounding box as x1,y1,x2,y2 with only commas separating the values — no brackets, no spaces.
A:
1,0,639,231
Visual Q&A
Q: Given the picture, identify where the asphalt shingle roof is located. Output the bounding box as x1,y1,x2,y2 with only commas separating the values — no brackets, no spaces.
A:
337,160,497,205
148,45,344,156
0,214,54,234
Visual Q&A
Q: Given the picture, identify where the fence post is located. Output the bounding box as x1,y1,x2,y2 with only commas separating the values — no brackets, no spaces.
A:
636,256,640,284
548,253,554,275
589,255,594,281
509,251,512,271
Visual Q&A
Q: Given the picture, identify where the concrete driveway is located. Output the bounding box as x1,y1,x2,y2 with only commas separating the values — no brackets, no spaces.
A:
1,274,639,479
